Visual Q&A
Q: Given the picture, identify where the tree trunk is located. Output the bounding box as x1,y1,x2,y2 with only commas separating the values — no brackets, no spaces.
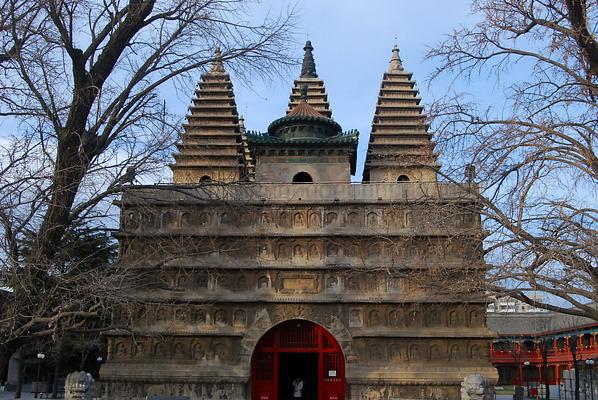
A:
51,341,62,399
14,348,22,399
0,347,11,385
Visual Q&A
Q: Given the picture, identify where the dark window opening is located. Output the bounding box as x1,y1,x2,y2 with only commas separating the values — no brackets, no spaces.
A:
199,175,212,183
397,175,410,182
292,172,313,183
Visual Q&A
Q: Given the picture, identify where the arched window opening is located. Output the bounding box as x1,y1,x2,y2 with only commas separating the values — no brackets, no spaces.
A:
199,175,212,183
292,172,313,183
397,175,410,182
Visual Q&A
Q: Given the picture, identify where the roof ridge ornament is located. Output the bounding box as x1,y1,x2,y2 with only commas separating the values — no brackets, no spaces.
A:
388,45,404,72
300,40,318,78
211,47,226,73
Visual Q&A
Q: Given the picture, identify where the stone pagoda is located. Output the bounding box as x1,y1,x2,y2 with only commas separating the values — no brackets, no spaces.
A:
99,42,497,400
364,46,439,183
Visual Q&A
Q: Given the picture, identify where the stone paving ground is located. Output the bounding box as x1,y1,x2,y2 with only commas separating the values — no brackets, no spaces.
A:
0,393,63,399
0,393,545,400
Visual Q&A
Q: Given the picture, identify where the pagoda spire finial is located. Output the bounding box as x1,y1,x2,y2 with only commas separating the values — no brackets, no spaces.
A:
300,40,318,78
211,47,225,73
388,45,404,72
239,115,246,133
300,84,308,101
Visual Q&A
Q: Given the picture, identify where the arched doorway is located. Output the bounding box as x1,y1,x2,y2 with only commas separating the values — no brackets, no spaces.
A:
251,319,345,400
292,172,313,183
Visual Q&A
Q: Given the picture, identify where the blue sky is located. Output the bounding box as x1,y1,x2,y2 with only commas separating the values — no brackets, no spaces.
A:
0,1,489,181
221,0,483,180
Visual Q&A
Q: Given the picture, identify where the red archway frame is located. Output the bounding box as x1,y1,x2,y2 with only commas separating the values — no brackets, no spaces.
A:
251,319,346,400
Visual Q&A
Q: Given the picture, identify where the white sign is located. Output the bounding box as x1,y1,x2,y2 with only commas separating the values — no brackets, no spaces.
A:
328,370,337,377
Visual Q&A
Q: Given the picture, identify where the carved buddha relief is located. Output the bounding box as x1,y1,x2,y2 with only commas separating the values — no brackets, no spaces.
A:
327,243,339,257
219,211,231,225
213,342,227,362
347,243,360,258
175,307,190,322
370,310,383,326
239,211,253,226
181,212,192,227
366,212,379,227
133,342,145,358
369,344,385,361
402,209,412,228
293,212,305,227
134,306,146,325
125,211,139,230
468,306,484,327
154,342,167,357
368,242,380,258
195,309,207,324
259,211,271,225
278,212,291,228
470,343,482,359
389,344,402,361
387,277,400,293
449,344,461,360
177,272,193,288
326,276,339,292
405,306,421,327
156,307,168,322
308,211,321,228
233,309,246,327
347,276,362,291
236,275,248,291
192,342,205,360
115,342,128,358
347,211,360,226
257,275,270,290
145,210,158,229
349,309,363,327
448,308,464,327
293,244,305,258
195,273,209,289
158,271,172,288
199,211,211,226
425,306,442,327
173,342,186,358
277,242,290,259
161,211,176,229
429,343,442,361
308,242,320,259
214,309,227,325
388,308,403,327
325,212,338,226
409,344,422,361
258,242,270,259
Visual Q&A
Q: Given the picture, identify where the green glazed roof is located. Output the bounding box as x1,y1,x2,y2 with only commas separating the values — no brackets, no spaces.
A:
246,129,358,146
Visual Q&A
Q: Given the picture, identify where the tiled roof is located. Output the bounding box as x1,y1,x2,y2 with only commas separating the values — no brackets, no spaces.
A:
246,130,358,145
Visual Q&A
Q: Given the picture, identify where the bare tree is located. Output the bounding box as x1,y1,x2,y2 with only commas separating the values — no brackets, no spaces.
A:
425,0,597,319
0,0,295,380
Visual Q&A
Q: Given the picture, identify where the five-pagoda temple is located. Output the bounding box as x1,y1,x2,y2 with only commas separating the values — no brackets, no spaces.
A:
100,41,497,400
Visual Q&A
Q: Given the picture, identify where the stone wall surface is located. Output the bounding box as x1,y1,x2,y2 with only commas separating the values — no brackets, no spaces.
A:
100,182,497,400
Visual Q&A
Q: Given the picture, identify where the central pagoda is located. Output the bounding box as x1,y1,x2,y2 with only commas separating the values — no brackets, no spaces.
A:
246,82,358,183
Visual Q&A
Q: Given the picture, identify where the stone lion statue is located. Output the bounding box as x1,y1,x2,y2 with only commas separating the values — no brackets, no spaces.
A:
460,374,494,400
65,371,94,400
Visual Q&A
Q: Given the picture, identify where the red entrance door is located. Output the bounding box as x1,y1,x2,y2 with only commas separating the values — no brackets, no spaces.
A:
251,320,345,400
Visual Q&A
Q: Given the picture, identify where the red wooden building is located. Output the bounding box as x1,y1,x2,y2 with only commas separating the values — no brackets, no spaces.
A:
488,312,598,386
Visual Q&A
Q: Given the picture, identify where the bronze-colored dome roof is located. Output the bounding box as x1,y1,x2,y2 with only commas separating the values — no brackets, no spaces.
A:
287,101,323,118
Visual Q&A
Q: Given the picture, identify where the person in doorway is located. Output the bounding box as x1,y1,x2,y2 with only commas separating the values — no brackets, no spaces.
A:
292,377,304,399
